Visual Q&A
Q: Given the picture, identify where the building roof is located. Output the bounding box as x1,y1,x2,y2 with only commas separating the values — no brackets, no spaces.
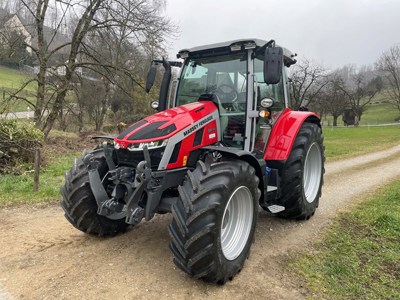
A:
0,8,12,26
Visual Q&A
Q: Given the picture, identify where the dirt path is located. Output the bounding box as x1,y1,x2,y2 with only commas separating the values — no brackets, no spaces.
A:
1,145,400,300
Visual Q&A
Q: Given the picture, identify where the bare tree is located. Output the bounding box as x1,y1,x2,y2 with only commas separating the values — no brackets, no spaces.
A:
5,0,176,191
320,73,348,126
376,45,400,112
336,65,383,125
14,0,175,138
289,58,328,110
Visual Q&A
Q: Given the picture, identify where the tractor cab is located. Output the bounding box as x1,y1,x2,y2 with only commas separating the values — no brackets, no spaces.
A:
147,39,296,155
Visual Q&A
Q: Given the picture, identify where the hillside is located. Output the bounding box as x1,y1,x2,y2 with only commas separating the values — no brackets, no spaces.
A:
0,66,36,112
1,65,400,124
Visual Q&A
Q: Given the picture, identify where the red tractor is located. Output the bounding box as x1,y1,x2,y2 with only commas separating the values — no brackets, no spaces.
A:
61,38,324,284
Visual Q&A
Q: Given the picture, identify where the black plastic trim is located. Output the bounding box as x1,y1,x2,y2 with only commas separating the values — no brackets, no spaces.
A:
118,120,148,139
193,127,204,147
168,141,182,164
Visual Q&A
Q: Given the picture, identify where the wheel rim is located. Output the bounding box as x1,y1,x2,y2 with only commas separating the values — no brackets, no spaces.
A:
220,186,253,261
303,142,322,203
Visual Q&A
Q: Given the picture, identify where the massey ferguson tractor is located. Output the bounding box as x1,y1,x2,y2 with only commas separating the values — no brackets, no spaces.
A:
61,38,325,284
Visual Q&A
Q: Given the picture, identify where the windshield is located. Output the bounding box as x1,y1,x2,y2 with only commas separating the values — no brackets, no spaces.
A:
176,53,248,149
176,54,247,105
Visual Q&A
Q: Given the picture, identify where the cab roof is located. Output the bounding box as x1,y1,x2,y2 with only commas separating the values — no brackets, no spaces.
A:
177,38,296,66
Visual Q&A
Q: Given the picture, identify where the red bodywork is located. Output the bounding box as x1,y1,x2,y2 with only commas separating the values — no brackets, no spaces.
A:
265,108,320,161
114,102,320,170
115,101,219,170
115,101,218,146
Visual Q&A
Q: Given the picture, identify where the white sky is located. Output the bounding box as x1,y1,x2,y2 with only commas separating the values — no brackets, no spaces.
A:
165,0,400,69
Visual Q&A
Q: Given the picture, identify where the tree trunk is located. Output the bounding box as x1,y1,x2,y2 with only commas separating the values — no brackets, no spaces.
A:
354,114,360,127
333,115,338,127
33,148,40,192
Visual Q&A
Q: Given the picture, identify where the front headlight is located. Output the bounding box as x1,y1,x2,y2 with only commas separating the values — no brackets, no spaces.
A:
127,139,168,151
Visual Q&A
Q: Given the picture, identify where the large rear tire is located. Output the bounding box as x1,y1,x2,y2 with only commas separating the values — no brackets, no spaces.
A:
277,122,325,220
60,148,128,237
168,158,260,284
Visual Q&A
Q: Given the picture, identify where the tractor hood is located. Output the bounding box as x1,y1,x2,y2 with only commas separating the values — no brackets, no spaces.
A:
114,101,219,149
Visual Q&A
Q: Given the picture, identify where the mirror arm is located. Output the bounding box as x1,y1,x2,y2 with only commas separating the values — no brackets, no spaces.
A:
252,39,275,58
158,57,171,112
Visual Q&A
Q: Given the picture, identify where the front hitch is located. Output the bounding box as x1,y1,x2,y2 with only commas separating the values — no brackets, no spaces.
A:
125,146,152,225
82,153,119,216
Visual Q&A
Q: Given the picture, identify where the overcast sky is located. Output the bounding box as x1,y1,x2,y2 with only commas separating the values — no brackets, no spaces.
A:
165,0,400,69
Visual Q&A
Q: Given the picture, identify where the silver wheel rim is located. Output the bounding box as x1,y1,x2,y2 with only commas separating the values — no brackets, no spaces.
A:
221,186,253,261
303,142,322,203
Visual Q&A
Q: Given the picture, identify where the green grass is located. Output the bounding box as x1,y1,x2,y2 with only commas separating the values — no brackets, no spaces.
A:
321,91,400,126
0,124,399,207
289,180,400,300
0,65,37,112
323,125,400,161
0,151,79,207
0,66,33,90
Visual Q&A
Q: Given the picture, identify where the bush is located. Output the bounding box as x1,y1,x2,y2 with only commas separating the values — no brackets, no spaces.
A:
0,119,44,174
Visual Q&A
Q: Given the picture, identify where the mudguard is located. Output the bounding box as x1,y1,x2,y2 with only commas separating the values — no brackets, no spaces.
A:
264,108,321,161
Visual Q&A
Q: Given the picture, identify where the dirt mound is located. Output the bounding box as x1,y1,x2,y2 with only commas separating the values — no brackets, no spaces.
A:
42,131,109,166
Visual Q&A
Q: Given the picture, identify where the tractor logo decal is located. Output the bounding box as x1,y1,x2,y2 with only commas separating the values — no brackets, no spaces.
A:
183,115,213,137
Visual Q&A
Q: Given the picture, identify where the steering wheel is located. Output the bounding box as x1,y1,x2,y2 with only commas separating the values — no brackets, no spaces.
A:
215,84,239,104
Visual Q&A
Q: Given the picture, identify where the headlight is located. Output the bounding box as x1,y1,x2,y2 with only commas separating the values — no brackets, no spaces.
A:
127,139,168,151
114,141,121,149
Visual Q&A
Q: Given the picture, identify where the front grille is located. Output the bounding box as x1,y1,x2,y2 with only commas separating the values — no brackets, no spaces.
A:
116,147,164,169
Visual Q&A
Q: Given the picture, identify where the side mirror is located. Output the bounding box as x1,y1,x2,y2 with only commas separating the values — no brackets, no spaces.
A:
145,64,157,93
264,47,283,84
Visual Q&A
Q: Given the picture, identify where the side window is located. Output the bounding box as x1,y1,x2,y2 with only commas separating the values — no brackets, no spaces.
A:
254,56,285,111
177,64,208,104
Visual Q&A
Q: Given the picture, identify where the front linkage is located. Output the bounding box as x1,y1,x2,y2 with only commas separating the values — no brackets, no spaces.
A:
83,143,186,226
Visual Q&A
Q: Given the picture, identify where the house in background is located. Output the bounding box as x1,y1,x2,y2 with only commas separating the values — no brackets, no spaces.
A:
4,15,32,54
0,9,32,54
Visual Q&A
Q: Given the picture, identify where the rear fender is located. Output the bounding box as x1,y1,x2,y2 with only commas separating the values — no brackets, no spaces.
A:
264,109,321,161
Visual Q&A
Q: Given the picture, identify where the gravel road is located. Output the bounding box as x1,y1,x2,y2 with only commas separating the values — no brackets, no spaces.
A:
1,145,400,300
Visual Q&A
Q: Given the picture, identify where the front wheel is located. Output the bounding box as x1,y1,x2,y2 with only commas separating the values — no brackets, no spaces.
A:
60,148,128,236
168,158,260,284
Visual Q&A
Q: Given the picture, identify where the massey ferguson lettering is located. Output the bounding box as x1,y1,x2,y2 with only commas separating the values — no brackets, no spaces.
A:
183,115,213,136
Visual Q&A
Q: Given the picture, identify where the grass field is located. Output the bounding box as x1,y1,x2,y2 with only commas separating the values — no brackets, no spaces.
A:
0,124,399,207
0,66,36,112
290,179,400,299
321,90,400,125
322,102,400,126
0,151,79,207
323,125,400,161
0,66,33,90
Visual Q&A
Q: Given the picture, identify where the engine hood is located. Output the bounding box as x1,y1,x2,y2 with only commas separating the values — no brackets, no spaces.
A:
114,101,218,149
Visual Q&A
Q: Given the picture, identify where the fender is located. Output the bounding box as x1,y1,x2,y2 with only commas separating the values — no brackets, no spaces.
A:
264,108,321,161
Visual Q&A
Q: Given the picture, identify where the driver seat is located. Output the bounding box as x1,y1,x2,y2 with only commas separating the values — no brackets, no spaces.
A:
198,94,228,135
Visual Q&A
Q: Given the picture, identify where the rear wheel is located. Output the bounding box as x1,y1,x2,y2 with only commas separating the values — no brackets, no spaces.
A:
60,147,128,236
168,158,260,284
277,122,325,220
